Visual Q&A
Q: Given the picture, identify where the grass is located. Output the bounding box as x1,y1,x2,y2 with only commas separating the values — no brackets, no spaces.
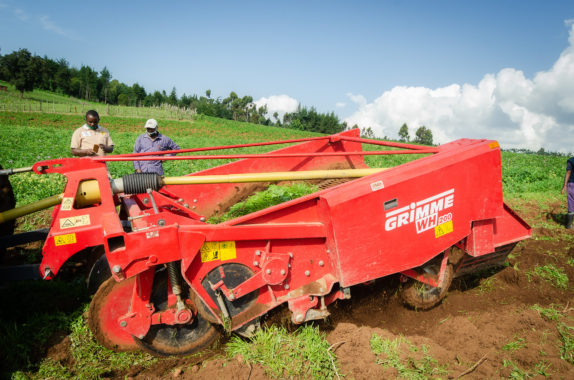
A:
0,279,89,376
528,264,569,289
226,324,339,379
369,334,447,379
0,80,194,120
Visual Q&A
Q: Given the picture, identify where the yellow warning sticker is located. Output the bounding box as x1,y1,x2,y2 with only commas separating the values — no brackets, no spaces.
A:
54,233,77,246
219,241,237,261
200,241,236,263
59,215,91,229
61,197,74,211
435,220,453,238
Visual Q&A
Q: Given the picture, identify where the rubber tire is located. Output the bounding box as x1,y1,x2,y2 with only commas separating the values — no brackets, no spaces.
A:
400,264,453,310
87,251,112,295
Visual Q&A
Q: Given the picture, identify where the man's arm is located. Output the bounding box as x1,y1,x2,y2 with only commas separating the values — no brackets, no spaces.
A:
167,137,180,156
562,169,571,194
133,137,142,172
71,147,97,157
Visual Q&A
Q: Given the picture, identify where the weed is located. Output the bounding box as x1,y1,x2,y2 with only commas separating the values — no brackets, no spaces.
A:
478,277,496,293
226,324,338,379
528,264,569,289
557,323,574,365
531,304,562,321
502,359,533,379
370,334,447,379
502,337,527,352
533,360,552,377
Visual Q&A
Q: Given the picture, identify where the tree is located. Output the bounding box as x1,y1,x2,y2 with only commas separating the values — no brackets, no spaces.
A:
100,67,111,104
205,89,211,98
414,126,433,145
398,123,410,142
168,87,178,106
0,49,38,97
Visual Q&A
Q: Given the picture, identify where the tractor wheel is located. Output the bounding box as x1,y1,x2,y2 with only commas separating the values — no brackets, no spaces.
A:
87,248,111,295
0,166,16,254
134,272,221,357
88,277,139,351
400,263,453,310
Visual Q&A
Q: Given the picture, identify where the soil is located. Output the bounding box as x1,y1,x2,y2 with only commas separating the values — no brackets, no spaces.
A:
5,198,574,379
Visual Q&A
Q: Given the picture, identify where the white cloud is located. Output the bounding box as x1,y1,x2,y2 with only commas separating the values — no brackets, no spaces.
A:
255,94,299,122
335,102,346,108
344,24,574,152
13,8,29,21
40,15,79,40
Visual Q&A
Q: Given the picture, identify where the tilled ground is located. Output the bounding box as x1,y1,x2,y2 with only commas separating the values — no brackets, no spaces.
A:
3,200,574,379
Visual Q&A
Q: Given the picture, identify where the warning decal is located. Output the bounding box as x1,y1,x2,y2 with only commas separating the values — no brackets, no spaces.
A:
61,197,74,211
200,241,237,263
54,233,77,246
435,220,453,238
59,215,91,229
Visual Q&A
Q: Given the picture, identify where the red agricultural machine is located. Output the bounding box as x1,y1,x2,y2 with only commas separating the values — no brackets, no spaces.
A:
0,129,531,356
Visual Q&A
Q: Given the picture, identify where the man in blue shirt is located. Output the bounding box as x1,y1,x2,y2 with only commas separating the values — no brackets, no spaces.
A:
133,119,180,175
561,156,574,229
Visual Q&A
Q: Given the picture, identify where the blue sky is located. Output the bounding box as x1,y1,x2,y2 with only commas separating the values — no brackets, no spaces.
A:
1,1,574,151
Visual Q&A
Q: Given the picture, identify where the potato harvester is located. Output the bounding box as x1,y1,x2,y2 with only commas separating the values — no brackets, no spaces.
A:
0,129,531,356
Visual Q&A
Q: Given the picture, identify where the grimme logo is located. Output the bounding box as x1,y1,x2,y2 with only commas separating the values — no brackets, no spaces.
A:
384,189,454,233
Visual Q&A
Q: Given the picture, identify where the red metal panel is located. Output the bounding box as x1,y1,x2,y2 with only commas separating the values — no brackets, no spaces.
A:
466,219,495,256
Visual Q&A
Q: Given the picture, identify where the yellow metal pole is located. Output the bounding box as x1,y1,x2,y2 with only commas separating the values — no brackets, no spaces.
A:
0,169,387,224
163,168,387,185
0,194,63,224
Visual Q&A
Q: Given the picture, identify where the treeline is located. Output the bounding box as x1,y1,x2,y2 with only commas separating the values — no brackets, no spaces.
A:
0,48,346,133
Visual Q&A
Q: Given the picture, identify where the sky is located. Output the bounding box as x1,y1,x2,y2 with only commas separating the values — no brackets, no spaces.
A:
1,1,574,152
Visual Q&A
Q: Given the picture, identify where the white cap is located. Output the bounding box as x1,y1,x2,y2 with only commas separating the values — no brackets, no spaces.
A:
144,119,158,129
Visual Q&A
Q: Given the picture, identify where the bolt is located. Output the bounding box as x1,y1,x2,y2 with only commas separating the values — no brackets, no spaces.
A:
305,270,310,276
183,203,189,208
228,293,236,300
289,252,293,258
120,321,127,327
112,265,122,274
284,284,290,290
280,269,286,275
178,198,183,202
139,334,145,339
158,219,165,226
295,314,304,323
266,269,271,275
326,248,331,253
319,260,324,267
253,261,259,267
143,198,149,204
200,217,206,222
288,263,291,268
255,250,261,256
193,199,198,203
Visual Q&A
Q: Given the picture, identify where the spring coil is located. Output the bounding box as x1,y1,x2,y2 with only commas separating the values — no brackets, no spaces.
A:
167,262,182,296
122,173,162,194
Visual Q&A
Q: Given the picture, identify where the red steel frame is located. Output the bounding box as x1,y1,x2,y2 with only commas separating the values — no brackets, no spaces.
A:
32,129,531,336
